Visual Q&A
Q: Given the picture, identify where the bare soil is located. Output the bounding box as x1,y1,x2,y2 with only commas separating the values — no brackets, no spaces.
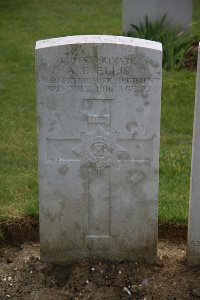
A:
184,41,198,71
0,220,200,300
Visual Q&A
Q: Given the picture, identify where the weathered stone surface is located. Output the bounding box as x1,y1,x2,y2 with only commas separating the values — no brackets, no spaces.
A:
123,0,192,35
188,44,200,266
36,35,162,263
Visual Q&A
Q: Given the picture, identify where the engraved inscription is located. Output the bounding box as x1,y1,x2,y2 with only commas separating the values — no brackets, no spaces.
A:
73,126,125,172
36,36,161,258
88,114,110,124
38,50,161,97
82,98,112,113
45,76,156,95
81,98,112,126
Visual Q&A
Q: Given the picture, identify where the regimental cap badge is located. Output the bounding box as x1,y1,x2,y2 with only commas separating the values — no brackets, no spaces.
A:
73,125,125,172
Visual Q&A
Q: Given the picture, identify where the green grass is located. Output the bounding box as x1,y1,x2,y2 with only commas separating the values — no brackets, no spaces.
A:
192,0,200,37
0,0,199,224
160,71,195,223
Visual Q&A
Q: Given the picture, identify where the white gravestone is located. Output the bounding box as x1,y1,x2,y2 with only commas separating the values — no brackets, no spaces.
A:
36,35,162,263
123,0,193,35
188,44,200,266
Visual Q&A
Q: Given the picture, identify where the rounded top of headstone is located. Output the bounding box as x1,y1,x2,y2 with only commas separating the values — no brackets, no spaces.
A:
35,35,162,51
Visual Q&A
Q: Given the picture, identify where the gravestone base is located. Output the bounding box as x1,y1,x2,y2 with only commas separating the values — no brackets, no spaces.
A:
40,245,157,264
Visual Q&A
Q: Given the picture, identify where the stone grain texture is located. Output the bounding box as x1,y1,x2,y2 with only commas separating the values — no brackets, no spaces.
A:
36,35,162,263
123,0,192,34
188,43,200,266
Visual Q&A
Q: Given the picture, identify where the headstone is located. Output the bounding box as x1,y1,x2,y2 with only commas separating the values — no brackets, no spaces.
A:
36,35,162,263
187,43,200,266
123,0,193,35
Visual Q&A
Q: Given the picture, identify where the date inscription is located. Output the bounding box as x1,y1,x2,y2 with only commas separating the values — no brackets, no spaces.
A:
38,54,160,96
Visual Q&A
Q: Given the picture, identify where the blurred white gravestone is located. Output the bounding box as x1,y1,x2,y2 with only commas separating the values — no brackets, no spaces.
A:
188,43,200,266
123,0,193,35
36,35,162,263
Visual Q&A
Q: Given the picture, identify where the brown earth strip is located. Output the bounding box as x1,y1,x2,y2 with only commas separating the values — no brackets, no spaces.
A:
0,239,199,299
1,218,199,300
0,218,187,246
0,218,39,246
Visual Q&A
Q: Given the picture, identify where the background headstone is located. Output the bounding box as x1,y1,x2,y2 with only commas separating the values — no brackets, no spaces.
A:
36,35,162,263
188,43,200,266
123,0,193,35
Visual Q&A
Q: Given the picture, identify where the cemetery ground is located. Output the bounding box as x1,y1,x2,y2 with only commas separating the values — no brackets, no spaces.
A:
1,230,200,299
1,0,200,299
